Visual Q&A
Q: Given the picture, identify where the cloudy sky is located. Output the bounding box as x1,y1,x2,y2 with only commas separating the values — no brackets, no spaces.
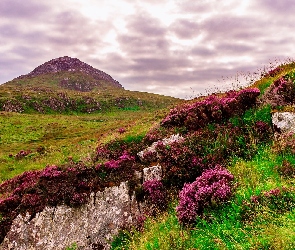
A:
1,0,295,99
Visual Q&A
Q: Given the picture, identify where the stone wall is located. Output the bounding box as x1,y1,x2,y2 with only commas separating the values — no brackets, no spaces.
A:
0,166,162,250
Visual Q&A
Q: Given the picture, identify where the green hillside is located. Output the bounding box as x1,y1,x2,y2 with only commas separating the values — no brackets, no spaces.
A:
1,59,295,249
0,71,181,114
110,61,295,250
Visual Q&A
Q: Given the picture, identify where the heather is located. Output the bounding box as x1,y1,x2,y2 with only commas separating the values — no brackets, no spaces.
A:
1,61,295,248
176,166,234,224
111,64,295,249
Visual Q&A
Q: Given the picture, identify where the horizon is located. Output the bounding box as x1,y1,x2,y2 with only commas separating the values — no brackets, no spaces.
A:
1,0,295,99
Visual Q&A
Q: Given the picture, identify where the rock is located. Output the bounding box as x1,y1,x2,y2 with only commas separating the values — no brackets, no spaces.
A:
272,112,295,133
143,165,162,182
0,182,140,250
138,134,184,161
0,165,163,250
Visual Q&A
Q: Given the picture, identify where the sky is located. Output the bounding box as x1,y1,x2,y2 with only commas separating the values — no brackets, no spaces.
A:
1,0,295,99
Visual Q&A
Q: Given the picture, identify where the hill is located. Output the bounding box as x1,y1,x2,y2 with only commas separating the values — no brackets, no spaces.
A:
0,56,181,114
16,56,123,90
1,59,295,249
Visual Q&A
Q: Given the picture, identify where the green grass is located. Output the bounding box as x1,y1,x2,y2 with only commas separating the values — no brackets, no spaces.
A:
112,145,295,250
0,71,182,114
0,109,166,182
2,60,295,248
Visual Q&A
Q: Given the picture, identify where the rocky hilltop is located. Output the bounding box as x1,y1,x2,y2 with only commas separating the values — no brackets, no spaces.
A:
16,56,123,89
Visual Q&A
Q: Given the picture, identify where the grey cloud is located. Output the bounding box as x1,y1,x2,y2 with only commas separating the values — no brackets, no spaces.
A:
118,34,170,56
191,46,215,57
0,0,48,19
216,43,255,54
200,15,262,40
126,13,167,37
256,0,295,14
9,45,45,59
169,19,201,39
178,1,217,13
0,24,21,38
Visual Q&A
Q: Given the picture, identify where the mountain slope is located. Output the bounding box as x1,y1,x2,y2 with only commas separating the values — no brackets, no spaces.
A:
15,56,123,90
0,56,181,113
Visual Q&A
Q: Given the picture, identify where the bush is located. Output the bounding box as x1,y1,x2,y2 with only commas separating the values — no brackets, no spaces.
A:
176,166,234,225
242,187,295,221
161,88,260,131
142,179,167,212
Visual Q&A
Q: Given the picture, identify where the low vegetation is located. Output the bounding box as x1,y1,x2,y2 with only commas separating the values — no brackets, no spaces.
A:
1,60,295,249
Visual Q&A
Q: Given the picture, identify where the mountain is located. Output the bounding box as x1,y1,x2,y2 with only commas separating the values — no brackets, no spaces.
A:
15,56,123,91
0,56,181,113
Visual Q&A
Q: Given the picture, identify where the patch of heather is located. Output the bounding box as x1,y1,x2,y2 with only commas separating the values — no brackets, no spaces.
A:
118,127,126,134
272,132,295,155
98,151,135,170
262,72,295,107
176,165,234,225
142,179,167,213
14,149,32,160
161,88,260,131
242,187,295,221
0,151,137,243
275,160,295,178
138,120,271,189
263,66,283,78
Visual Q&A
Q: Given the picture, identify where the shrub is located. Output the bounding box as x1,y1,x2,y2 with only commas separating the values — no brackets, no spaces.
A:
263,66,283,78
142,179,167,212
242,187,295,221
275,160,295,178
15,149,32,160
272,132,295,155
118,127,126,134
176,166,234,225
161,88,260,131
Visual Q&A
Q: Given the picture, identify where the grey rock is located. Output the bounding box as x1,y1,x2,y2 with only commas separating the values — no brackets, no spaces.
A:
272,112,295,133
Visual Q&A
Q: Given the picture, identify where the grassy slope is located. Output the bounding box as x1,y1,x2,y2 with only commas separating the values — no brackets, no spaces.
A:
0,71,182,182
0,109,170,182
111,63,295,250
0,71,181,113
1,62,295,249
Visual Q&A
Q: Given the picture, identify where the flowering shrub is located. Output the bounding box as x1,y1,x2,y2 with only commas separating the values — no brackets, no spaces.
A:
99,151,135,170
176,166,234,225
243,187,295,221
263,66,283,78
275,160,295,178
138,134,184,163
273,76,295,103
118,127,126,134
263,73,295,107
15,149,32,160
272,132,295,155
143,179,167,212
161,88,260,131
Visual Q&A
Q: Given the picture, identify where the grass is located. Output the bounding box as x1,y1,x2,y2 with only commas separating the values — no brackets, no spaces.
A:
0,71,182,114
0,109,166,182
113,145,295,250
2,60,295,248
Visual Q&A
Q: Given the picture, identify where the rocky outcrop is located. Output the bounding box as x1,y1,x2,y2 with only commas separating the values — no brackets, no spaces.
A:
272,112,295,133
16,56,123,89
0,166,162,250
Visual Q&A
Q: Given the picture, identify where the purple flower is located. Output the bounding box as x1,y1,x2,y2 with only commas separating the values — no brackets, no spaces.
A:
176,165,234,224
118,127,126,134
143,179,166,209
